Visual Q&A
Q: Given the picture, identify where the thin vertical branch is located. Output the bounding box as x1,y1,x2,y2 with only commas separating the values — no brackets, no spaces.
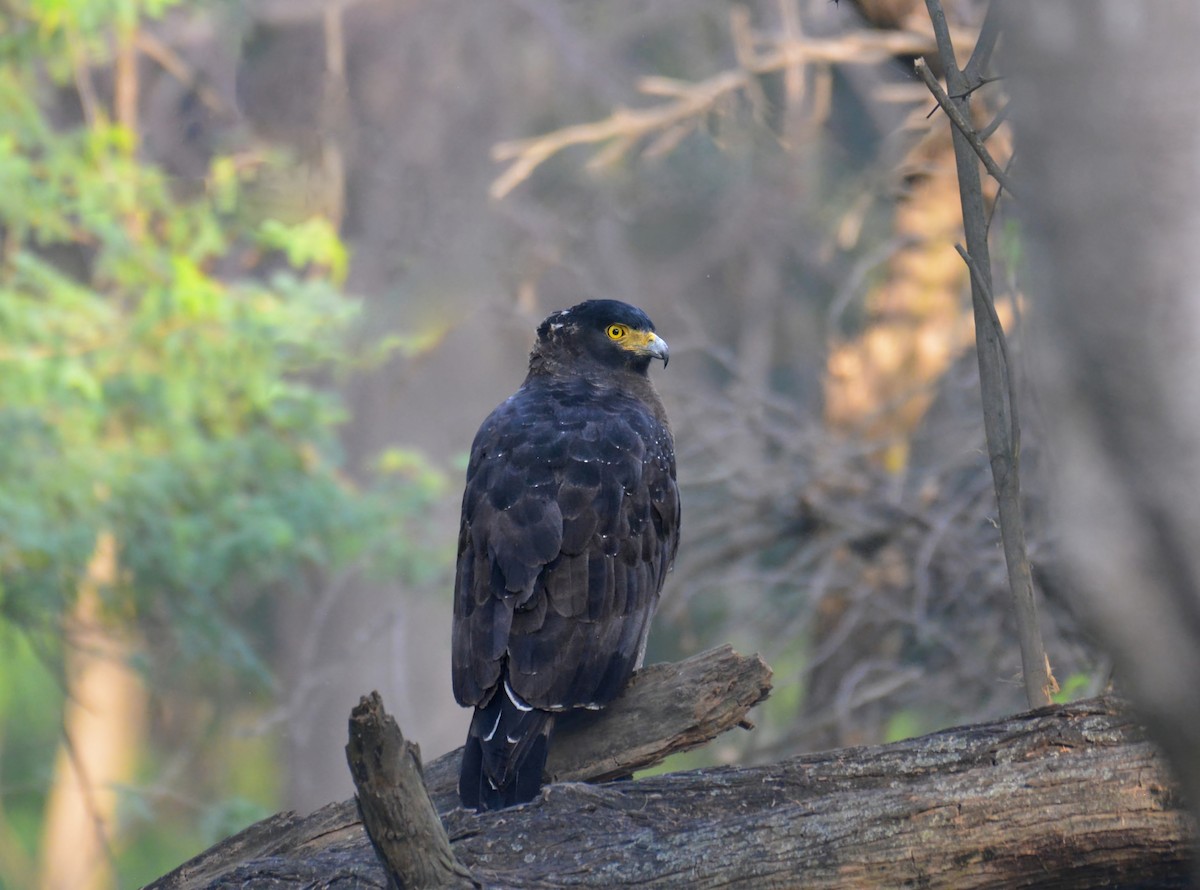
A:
914,60,1017,197
68,28,101,127
963,1,1002,84
778,0,806,111
114,24,139,146
956,244,1019,464
320,1,348,227
921,0,1053,708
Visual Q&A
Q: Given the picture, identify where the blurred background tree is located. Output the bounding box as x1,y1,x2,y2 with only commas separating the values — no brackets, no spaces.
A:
0,1,443,886
0,0,1109,887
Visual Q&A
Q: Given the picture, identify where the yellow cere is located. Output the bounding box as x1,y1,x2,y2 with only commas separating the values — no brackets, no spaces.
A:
608,326,659,353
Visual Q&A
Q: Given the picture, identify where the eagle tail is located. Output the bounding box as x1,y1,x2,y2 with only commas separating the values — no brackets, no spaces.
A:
459,677,554,811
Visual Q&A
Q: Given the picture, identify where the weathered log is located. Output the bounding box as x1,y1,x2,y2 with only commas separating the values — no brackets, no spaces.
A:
447,698,1193,889
148,645,772,888
147,659,1194,889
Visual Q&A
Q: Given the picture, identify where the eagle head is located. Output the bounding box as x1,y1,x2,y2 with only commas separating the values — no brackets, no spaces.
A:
534,299,669,373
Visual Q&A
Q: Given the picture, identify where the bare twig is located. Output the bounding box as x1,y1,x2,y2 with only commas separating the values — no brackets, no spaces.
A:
914,58,1018,197
956,243,1019,461
978,100,1010,141
922,0,1051,708
777,0,806,127
963,0,1002,85
135,31,232,117
491,23,934,198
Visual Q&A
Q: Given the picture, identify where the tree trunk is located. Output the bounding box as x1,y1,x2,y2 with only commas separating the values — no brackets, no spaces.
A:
999,0,1200,839
40,532,147,890
148,648,1192,888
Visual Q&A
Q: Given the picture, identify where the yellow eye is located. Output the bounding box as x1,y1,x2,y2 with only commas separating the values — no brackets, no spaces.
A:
606,324,627,340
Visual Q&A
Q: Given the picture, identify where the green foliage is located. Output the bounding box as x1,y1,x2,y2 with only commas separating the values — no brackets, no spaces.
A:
0,1,445,883
997,218,1024,275
258,218,349,284
883,708,927,744
1051,672,1094,705
0,629,62,881
0,1,410,659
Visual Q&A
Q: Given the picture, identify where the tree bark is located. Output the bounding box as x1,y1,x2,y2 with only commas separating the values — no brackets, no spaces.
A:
148,645,773,887
148,651,1192,888
346,692,475,889
40,533,147,890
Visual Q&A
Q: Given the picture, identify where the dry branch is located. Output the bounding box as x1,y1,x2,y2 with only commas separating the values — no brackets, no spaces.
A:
490,19,935,199
921,0,1053,709
545,642,771,784
914,58,1017,197
135,32,231,117
345,692,475,888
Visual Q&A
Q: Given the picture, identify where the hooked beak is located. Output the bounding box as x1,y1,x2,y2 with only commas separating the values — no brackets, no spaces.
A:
645,332,670,368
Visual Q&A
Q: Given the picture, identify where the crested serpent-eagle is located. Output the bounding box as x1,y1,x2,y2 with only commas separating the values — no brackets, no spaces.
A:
452,299,680,811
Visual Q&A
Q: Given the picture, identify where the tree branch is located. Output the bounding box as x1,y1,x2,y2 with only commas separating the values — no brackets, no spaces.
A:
135,32,231,117
922,0,1051,709
962,0,1002,85
914,57,1018,197
345,692,476,889
956,243,1019,461
490,22,935,198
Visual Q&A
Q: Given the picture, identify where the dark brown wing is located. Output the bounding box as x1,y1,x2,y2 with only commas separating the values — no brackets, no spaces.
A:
451,377,679,711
